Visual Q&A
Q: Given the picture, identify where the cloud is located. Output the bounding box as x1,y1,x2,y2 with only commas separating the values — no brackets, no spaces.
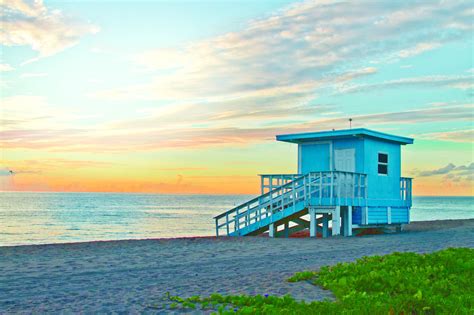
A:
417,163,474,184
95,0,471,103
398,42,441,58
422,129,474,142
0,0,99,62
83,0,473,153
0,159,115,176
159,167,208,171
0,168,39,176
0,63,14,72
0,95,94,131
418,163,457,176
2,1,473,153
2,102,472,152
337,74,474,94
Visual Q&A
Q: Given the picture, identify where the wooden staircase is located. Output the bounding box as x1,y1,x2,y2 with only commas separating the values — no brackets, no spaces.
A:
214,171,368,237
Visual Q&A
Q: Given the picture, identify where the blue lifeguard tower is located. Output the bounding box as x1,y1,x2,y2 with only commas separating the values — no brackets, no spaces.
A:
215,128,413,238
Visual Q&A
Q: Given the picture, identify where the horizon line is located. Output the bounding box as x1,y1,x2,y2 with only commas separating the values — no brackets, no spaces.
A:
0,190,473,197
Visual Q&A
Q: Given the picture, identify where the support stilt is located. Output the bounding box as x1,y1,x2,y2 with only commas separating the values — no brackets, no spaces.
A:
346,206,353,236
387,206,392,225
269,223,276,238
363,206,369,225
309,208,317,238
332,206,341,236
283,222,289,238
322,214,329,238
341,206,347,236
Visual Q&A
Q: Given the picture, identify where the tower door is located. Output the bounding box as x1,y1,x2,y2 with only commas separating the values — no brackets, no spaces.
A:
334,149,355,172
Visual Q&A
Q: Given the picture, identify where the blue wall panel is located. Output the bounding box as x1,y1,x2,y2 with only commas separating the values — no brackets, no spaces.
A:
368,207,388,224
391,207,409,223
299,143,330,174
364,138,401,200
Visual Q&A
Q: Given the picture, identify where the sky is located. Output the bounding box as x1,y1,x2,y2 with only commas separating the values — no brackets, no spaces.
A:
0,0,473,195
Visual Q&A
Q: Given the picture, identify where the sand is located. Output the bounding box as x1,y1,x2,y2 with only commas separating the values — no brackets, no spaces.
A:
1,219,473,314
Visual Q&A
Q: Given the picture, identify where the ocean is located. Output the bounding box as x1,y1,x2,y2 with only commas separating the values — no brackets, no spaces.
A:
0,192,473,246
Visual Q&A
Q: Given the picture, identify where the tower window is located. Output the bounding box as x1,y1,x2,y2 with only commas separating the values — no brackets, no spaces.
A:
378,153,388,175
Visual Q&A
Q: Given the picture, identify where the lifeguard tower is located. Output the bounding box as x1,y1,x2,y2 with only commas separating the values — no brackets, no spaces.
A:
214,128,413,238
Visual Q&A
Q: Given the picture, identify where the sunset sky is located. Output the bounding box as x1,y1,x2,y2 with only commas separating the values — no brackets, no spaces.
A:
1,0,473,195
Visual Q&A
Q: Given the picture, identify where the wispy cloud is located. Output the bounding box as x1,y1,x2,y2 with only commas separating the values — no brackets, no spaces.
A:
158,167,208,171
1,101,472,152
0,159,116,175
418,163,457,176
0,95,94,130
0,63,14,72
2,1,473,154
422,129,474,143
417,163,474,183
85,0,473,154
337,74,474,94
398,42,441,58
95,1,471,101
0,0,99,63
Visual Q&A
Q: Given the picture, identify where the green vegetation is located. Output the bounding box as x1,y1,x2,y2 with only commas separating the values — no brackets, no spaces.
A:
156,248,474,314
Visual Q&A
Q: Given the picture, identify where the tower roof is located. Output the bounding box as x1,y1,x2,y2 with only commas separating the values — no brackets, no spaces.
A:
276,128,414,145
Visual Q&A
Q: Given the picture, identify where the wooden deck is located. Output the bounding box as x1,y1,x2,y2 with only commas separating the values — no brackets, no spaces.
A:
214,171,412,238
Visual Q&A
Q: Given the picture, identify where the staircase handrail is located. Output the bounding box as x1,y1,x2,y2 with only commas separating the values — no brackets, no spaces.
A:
213,173,307,220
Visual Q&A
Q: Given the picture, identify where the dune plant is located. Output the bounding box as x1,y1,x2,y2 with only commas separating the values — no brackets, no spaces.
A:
157,247,474,314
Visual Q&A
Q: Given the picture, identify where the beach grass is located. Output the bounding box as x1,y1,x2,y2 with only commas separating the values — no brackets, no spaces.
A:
162,247,474,314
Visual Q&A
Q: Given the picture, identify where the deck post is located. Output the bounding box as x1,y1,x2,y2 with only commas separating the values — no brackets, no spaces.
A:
330,172,334,202
346,206,353,236
363,206,369,225
340,206,346,236
283,222,289,238
332,206,341,236
322,214,329,238
226,213,230,235
387,206,392,225
292,180,296,210
309,208,317,238
303,176,307,202
246,204,250,227
308,173,312,198
215,219,219,237
365,175,368,199
269,223,276,238
319,172,322,203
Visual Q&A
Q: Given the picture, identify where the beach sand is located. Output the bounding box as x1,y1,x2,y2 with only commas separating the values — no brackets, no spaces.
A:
1,219,473,313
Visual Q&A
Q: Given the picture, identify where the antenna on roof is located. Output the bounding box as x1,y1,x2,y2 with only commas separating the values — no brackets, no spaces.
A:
349,118,353,129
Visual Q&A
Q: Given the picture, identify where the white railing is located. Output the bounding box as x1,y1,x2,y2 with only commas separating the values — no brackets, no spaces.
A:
259,174,301,194
400,177,412,205
215,171,367,236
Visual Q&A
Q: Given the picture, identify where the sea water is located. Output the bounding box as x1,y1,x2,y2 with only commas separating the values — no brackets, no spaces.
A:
0,192,473,246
